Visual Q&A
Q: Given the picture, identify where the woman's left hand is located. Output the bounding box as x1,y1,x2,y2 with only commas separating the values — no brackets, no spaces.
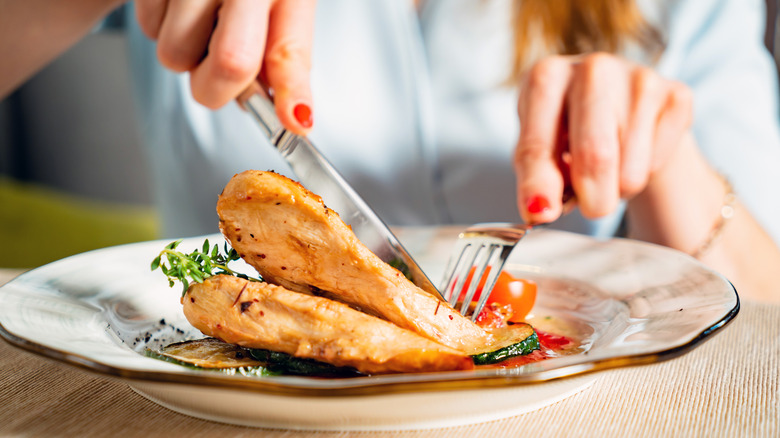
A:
513,53,693,224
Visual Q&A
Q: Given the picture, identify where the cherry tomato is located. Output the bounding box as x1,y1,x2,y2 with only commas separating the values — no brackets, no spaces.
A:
457,268,537,322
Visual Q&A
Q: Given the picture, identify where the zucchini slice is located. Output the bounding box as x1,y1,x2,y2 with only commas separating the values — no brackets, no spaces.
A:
148,338,360,377
148,338,274,376
471,324,541,365
248,349,362,377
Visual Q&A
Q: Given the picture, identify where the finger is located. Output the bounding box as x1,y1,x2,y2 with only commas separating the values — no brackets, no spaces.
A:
135,0,169,40
263,0,317,134
190,0,272,109
155,0,219,72
652,81,693,172
514,56,572,224
619,67,666,199
567,54,622,219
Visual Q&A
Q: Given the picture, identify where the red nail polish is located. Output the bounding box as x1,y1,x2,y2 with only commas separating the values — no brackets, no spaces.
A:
526,195,551,214
293,103,313,128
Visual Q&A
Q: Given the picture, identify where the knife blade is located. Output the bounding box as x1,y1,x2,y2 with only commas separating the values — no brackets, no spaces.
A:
238,88,442,299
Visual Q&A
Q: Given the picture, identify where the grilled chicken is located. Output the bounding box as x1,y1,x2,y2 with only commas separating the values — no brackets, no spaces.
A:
183,275,474,374
217,170,528,355
217,170,499,354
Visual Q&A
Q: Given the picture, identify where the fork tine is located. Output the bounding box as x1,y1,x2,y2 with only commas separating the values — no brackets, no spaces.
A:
442,223,532,318
470,245,514,321
439,242,462,303
440,241,465,303
443,243,479,307
457,244,493,314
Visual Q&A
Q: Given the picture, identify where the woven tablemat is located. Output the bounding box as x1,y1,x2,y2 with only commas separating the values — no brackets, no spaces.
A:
0,295,778,437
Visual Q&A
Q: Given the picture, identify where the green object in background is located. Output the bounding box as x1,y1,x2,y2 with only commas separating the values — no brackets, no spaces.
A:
0,177,159,268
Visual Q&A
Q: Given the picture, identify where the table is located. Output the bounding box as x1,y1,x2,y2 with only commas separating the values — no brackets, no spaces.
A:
1,268,778,437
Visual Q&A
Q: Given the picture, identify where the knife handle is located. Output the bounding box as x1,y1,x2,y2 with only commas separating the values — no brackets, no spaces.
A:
237,82,283,141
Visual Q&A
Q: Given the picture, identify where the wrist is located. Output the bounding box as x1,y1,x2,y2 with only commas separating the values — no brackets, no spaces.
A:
689,177,736,258
626,132,731,255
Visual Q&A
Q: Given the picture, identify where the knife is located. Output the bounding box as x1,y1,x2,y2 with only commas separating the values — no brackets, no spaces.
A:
237,86,442,299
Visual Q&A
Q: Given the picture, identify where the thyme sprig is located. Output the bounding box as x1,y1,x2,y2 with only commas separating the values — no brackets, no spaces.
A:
151,239,261,296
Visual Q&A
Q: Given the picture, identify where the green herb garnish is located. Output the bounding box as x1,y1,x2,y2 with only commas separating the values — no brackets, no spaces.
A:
151,239,261,296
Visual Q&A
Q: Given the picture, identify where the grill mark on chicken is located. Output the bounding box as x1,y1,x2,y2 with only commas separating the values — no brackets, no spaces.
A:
232,282,248,306
183,275,473,374
217,171,509,354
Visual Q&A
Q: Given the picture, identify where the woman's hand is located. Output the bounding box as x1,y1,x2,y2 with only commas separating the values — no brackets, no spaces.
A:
0,0,127,99
513,53,693,224
135,0,316,134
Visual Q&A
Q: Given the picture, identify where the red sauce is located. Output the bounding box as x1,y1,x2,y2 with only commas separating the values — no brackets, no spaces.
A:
491,330,576,368
472,303,579,369
537,330,575,350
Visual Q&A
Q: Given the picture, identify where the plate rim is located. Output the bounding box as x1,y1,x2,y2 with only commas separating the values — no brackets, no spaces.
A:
0,300,738,397
0,230,740,397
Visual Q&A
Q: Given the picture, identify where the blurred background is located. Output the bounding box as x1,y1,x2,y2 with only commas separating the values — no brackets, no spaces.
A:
0,22,156,268
1,3,779,269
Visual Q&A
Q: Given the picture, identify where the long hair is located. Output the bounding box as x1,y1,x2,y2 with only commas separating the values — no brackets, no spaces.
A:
511,0,664,77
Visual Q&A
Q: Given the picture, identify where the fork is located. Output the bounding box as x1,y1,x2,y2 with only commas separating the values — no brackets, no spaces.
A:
441,223,532,321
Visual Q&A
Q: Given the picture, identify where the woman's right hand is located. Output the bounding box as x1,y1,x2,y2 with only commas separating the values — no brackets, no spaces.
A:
135,0,317,134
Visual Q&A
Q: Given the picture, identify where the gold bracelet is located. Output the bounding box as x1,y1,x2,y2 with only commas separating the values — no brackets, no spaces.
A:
691,176,737,259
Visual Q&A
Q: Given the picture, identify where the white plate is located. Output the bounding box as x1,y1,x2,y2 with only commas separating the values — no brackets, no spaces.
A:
0,228,738,430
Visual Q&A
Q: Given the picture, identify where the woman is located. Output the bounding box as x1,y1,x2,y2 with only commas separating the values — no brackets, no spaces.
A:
126,0,780,301
3,0,779,300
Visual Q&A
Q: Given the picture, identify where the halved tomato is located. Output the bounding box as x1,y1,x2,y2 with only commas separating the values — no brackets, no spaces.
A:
456,267,537,323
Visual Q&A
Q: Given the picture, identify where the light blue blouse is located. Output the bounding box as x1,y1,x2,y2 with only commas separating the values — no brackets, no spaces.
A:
126,0,780,246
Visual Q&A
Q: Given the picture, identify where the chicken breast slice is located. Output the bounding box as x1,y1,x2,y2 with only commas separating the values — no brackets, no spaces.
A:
183,275,474,374
217,170,528,355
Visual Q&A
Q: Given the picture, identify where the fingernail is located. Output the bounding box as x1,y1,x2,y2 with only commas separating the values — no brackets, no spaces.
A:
293,103,313,128
526,195,551,214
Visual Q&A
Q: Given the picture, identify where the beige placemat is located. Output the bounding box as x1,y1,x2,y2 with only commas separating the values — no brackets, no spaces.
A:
1,296,777,438
0,270,24,287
